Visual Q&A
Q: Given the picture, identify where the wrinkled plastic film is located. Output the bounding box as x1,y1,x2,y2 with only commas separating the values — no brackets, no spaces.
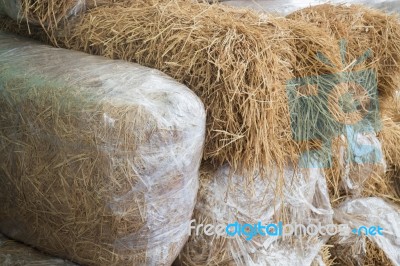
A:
220,0,400,15
179,163,333,266
0,32,206,265
335,130,386,197
334,197,400,265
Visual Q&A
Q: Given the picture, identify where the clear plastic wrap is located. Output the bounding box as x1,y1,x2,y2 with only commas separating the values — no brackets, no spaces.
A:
0,234,77,266
178,162,333,266
333,197,400,266
334,129,386,197
220,0,400,15
0,32,206,265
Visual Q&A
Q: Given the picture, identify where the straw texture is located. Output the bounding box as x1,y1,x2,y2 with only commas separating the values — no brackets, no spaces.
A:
0,32,205,266
288,4,400,99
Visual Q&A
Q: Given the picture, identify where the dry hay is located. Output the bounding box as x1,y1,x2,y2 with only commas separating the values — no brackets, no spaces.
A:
288,4,400,99
0,234,77,266
1,0,361,178
60,0,298,173
177,163,332,265
0,0,117,28
56,0,354,177
379,117,400,167
311,245,335,266
0,15,49,43
328,235,394,266
0,32,205,265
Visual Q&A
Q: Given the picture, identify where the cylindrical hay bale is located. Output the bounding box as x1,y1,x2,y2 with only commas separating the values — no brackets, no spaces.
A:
0,234,77,266
177,163,333,265
0,32,206,266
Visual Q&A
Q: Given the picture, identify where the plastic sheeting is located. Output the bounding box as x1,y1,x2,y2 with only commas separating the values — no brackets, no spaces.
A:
0,32,206,266
178,163,333,266
337,128,386,197
220,0,400,15
334,197,400,265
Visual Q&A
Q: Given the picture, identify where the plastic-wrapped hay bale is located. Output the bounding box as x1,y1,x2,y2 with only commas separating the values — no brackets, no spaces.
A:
0,234,77,266
0,32,206,265
329,197,400,266
177,163,333,265
287,4,400,99
219,0,400,15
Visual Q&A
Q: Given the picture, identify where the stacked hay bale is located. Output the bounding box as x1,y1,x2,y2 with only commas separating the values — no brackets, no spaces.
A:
0,234,77,266
0,32,206,265
0,1,399,265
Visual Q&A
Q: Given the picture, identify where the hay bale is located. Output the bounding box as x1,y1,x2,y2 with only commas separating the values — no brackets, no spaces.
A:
58,0,353,175
288,4,400,99
0,32,206,265
177,162,333,265
0,234,77,266
61,0,299,173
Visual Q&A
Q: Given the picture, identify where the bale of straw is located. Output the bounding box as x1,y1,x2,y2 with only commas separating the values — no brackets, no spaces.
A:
0,234,77,266
60,0,299,173
177,162,333,265
58,0,355,176
288,4,400,99
0,32,206,266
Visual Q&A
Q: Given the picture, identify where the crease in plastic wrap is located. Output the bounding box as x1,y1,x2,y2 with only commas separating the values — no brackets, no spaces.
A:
0,234,78,266
333,197,400,266
334,125,386,197
219,0,400,15
178,161,333,266
0,32,206,265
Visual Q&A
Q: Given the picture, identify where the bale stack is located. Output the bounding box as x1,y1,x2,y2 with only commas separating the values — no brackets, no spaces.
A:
0,32,206,265
0,1,399,265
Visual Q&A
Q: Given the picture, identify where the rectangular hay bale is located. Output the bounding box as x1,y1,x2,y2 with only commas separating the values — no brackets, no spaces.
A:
0,31,206,266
